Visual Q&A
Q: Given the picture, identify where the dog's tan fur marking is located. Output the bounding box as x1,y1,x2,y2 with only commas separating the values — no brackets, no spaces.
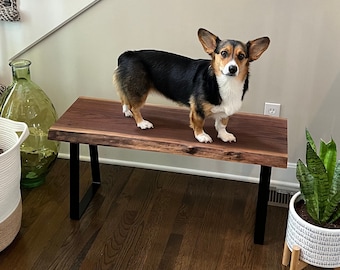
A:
113,69,154,127
189,111,205,137
234,46,249,82
189,100,205,136
113,71,126,106
201,102,214,117
220,117,229,126
130,107,144,124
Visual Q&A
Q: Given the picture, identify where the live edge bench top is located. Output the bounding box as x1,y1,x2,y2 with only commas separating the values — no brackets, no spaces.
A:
48,96,288,169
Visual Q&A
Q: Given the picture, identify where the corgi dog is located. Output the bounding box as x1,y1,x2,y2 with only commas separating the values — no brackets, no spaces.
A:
113,28,270,143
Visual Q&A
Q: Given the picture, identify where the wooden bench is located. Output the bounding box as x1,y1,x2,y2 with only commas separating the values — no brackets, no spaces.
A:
48,96,288,245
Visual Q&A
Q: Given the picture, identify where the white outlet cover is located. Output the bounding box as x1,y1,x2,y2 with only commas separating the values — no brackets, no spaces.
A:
264,102,281,117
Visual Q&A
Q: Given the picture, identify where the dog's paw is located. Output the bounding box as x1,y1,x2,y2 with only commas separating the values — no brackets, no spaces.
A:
124,110,133,117
218,131,236,143
195,132,213,143
137,120,154,129
122,105,133,118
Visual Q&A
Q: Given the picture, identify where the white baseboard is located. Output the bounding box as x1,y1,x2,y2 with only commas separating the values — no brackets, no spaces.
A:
58,145,299,193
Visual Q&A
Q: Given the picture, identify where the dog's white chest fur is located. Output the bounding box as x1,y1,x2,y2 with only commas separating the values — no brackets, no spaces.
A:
211,76,244,118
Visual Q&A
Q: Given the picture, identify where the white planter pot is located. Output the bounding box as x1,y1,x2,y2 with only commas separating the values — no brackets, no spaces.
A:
285,191,340,268
0,117,29,252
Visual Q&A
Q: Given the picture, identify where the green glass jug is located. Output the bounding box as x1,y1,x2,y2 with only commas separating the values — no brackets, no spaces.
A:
0,59,59,188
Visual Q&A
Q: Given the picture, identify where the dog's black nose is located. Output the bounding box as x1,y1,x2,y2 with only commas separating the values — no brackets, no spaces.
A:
229,65,238,74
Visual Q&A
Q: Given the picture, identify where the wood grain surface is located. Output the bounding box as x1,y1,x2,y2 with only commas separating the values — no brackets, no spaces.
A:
48,97,288,168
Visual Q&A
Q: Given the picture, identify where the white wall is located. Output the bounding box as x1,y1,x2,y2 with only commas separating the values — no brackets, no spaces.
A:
0,0,101,64
1,0,340,191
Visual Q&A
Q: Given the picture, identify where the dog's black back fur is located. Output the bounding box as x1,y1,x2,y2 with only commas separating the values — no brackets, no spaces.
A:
116,50,224,107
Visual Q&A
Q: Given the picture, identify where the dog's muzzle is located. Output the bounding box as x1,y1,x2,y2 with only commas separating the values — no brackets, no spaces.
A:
228,65,238,75
222,61,239,76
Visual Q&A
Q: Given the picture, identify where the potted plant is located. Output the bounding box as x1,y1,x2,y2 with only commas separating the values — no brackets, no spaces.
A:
283,129,340,269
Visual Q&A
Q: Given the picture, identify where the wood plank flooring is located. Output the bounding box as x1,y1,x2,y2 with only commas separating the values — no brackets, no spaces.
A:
0,159,323,269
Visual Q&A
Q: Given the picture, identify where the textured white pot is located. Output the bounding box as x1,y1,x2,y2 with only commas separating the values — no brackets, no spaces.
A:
0,118,29,251
285,191,340,268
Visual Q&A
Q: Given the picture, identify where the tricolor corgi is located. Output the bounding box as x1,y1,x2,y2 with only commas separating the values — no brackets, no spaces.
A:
113,28,270,143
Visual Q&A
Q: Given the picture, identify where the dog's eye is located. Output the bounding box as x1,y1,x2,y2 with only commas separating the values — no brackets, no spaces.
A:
238,53,245,60
221,51,228,58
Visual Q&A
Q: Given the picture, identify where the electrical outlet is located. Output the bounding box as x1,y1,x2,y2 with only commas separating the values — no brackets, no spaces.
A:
264,102,281,117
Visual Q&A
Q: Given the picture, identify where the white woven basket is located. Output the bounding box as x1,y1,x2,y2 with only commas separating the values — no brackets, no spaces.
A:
285,191,340,268
0,117,29,252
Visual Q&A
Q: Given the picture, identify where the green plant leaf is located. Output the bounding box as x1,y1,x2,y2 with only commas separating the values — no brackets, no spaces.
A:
322,192,340,223
329,206,340,224
325,160,340,223
306,129,316,153
298,129,340,225
329,160,340,197
296,159,319,222
306,142,329,222
326,196,340,224
319,139,337,183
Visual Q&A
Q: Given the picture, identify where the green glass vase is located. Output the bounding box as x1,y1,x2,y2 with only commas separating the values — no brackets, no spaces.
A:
0,59,60,188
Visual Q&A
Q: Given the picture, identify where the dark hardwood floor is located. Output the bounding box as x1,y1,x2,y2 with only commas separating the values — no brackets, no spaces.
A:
0,159,323,270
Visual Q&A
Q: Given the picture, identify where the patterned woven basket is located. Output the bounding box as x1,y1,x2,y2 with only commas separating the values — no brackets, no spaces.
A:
285,192,340,268
0,117,28,252
0,0,20,21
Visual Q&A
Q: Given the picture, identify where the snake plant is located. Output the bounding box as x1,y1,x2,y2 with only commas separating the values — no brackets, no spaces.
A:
296,129,340,225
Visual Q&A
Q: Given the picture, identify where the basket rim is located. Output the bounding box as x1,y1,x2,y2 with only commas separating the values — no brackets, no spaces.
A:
0,117,28,157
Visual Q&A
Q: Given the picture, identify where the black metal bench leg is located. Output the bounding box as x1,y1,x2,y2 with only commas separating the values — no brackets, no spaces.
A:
89,145,101,184
254,165,272,245
70,143,80,219
69,143,101,220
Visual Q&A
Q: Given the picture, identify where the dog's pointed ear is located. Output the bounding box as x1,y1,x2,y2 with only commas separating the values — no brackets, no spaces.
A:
198,28,220,55
247,37,270,62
